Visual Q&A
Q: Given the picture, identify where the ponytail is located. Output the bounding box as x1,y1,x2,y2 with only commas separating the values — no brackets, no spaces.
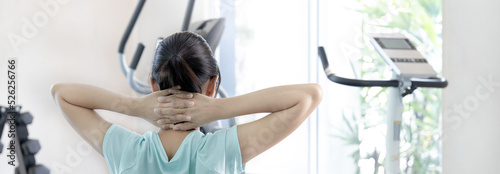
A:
152,31,220,95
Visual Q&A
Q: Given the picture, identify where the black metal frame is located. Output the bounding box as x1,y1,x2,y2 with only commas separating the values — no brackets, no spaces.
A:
318,46,448,96
117,0,234,133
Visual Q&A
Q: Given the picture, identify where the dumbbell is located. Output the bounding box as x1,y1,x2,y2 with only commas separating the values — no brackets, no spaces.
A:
17,124,30,142
16,164,51,174
15,155,36,173
28,164,51,174
22,139,41,155
16,112,33,125
23,154,37,167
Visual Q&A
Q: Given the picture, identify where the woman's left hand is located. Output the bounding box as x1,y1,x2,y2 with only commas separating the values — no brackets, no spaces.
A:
134,86,195,128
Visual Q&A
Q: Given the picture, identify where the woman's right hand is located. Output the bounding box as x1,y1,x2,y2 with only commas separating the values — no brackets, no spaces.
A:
155,89,223,131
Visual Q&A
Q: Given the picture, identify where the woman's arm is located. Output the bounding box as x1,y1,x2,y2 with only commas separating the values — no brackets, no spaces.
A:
155,83,323,164
50,83,191,155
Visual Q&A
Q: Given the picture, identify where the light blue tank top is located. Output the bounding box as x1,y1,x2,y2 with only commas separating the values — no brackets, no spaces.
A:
103,124,245,174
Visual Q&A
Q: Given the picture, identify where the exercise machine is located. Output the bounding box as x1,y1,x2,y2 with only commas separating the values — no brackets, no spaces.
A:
318,33,447,174
117,0,235,133
0,106,50,174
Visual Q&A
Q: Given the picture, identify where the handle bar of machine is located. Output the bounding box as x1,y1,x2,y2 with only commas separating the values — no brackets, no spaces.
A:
317,46,448,89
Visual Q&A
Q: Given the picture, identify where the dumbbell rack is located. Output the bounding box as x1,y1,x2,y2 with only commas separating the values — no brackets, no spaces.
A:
0,106,50,174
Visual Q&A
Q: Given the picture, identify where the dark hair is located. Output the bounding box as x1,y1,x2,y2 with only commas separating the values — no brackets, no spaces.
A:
151,31,220,96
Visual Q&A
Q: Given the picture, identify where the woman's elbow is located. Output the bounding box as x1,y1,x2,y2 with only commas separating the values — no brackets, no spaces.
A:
308,83,323,105
50,83,65,100
294,84,322,118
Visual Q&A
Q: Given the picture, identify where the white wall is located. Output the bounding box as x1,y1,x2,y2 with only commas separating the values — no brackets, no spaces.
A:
0,0,209,173
442,0,500,173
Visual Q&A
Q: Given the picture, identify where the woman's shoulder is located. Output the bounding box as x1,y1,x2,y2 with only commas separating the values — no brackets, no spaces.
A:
194,126,240,151
194,126,245,173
